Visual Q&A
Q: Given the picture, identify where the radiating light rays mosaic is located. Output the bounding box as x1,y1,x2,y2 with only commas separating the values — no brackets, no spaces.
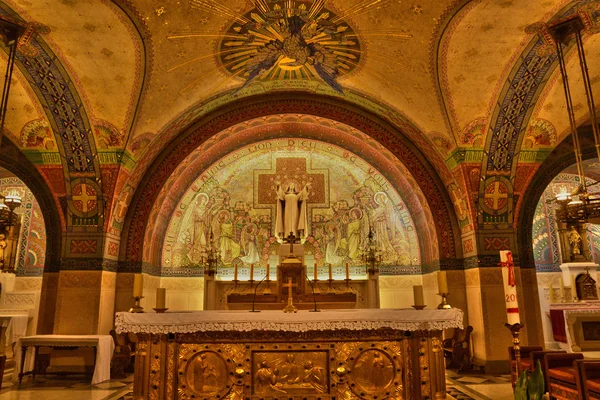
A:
162,139,420,271
166,0,414,94
216,0,362,92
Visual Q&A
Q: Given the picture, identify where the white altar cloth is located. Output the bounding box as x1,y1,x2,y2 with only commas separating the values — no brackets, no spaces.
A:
0,313,28,347
115,308,463,334
14,335,114,385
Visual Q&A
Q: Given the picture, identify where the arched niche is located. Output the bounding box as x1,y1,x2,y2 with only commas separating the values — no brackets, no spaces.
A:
121,94,462,270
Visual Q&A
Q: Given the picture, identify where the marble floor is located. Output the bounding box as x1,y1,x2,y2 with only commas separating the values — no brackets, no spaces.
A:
0,368,520,399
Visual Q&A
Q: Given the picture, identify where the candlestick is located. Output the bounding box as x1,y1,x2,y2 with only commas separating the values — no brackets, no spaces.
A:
345,263,350,280
133,274,143,298
571,273,578,302
549,283,555,304
413,285,425,308
437,292,451,309
437,271,448,294
560,277,565,302
505,322,525,377
129,296,144,313
250,264,254,281
328,263,333,281
156,287,166,309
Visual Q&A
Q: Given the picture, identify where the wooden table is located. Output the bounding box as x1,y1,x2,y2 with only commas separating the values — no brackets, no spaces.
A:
15,335,114,385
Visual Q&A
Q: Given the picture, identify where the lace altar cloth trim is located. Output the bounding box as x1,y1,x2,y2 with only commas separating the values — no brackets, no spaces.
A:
115,308,464,334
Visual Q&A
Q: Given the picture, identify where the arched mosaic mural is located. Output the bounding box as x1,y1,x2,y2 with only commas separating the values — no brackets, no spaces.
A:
0,174,46,276
162,139,420,273
533,172,600,272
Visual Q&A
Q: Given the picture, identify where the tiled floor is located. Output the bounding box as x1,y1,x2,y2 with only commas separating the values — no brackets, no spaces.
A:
446,370,515,399
0,368,521,399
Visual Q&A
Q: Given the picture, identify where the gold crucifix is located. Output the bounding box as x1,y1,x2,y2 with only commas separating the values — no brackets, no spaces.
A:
282,277,298,313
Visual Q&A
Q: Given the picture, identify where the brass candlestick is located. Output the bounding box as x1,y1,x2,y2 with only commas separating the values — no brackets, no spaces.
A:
505,322,524,376
313,279,321,294
437,292,451,309
129,296,144,313
412,305,426,310
153,308,168,313
327,279,335,294
283,280,297,314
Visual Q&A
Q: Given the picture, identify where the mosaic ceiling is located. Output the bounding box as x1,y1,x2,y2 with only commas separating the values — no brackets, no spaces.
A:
0,0,598,262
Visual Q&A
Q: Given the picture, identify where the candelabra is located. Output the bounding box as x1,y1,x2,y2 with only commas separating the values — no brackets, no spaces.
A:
362,227,382,275
0,191,21,273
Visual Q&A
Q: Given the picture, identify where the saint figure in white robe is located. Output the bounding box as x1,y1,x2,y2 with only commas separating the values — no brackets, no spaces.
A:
275,182,311,241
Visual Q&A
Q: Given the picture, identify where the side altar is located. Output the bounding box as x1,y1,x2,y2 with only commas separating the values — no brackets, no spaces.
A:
115,308,463,400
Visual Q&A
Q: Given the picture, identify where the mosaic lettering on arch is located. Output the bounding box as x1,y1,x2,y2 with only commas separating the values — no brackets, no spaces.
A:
162,139,420,270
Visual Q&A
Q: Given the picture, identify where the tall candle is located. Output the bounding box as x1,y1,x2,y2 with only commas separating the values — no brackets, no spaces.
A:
571,273,577,300
156,288,166,309
234,264,238,281
559,277,565,300
549,283,555,303
328,263,333,281
413,285,424,306
437,271,448,293
266,264,270,280
500,250,520,324
345,263,350,280
313,263,318,281
133,274,143,298
250,264,254,281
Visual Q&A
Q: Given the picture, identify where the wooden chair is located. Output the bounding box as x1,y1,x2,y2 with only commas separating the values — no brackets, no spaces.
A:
544,352,584,400
577,360,600,400
531,350,565,393
508,346,543,388
110,329,135,379
443,326,473,372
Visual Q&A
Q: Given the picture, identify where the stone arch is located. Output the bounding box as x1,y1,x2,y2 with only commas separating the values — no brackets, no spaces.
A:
517,125,598,269
121,93,462,270
0,137,61,271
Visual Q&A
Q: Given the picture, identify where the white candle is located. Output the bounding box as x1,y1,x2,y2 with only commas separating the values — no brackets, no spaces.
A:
133,274,143,298
500,250,520,324
560,277,565,299
549,283,555,303
266,264,270,280
437,271,448,293
234,264,238,281
345,263,350,280
413,285,424,306
250,264,254,281
328,263,333,280
571,273,577,300
156,288,166,309
313,263,318,281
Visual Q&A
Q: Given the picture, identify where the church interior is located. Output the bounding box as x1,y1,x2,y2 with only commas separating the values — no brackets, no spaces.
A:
0,0,597,399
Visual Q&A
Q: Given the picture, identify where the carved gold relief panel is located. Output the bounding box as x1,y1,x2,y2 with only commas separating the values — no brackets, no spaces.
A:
168,339,416,399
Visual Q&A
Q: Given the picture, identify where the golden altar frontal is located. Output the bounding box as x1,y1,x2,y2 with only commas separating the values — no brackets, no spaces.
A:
115,309,462,400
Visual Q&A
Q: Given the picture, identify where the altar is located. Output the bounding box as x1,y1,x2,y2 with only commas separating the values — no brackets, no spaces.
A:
115,308,462,400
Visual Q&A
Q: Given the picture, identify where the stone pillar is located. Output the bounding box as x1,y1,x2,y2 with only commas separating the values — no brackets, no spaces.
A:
50,231,119,335
36,271,59,334
466,265,543,373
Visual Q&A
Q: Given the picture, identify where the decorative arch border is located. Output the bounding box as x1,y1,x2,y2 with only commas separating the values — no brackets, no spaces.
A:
121,93,462,268
517,125,597,268
0,137,61,272
144,120,433,268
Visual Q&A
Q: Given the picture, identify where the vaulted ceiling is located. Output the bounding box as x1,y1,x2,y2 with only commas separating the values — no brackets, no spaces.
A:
0,0,599,237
